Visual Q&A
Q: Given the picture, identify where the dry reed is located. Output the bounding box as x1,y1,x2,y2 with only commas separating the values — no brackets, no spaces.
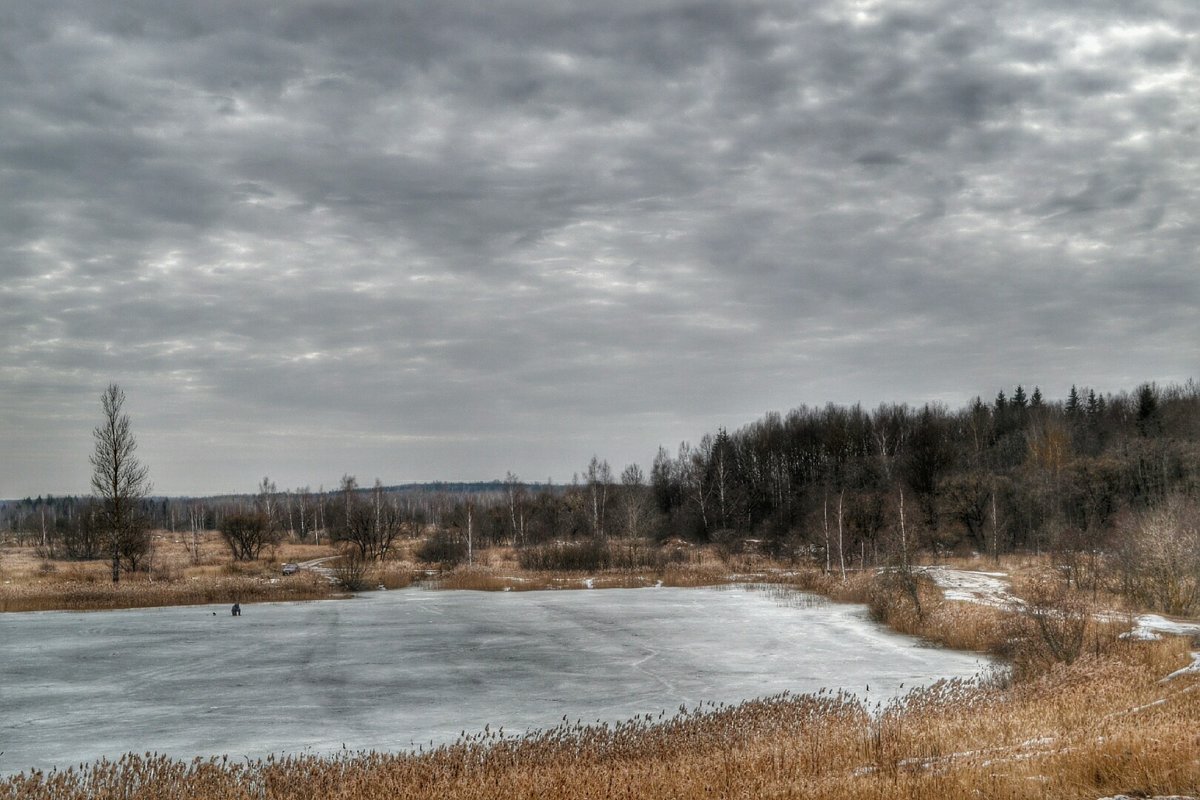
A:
2,639,1195,799
0,572,338,612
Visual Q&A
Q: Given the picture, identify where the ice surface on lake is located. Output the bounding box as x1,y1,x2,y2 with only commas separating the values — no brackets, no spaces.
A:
0,586,991,775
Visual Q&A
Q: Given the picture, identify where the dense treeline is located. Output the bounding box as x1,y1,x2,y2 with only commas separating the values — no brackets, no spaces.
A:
649,382,1199,557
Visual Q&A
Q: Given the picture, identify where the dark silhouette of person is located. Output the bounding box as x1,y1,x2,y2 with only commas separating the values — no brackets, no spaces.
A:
232,603,241,617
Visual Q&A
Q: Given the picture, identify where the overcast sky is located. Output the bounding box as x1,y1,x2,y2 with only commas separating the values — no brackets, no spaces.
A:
2,0,1198,498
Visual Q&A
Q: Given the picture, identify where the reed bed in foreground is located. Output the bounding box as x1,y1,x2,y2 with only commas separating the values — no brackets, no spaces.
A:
2,638,1195,800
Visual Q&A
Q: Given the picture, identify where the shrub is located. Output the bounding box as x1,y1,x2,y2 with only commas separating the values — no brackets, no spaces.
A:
610,539,691,570
515,538,692,572
219,512,279,561
516,539,612,571
415,531,468,567
1112,494,1200,615
997,573,1125,680
330,550,371,592
867,569,936,635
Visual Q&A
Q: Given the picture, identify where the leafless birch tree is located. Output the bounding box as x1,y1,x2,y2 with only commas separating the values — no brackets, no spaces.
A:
89,383,151,583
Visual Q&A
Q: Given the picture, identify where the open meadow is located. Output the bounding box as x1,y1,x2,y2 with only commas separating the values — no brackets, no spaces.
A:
0,532,340,612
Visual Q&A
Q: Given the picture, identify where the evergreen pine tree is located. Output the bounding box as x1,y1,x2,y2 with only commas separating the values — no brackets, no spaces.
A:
1135,383,1161,436
1012,385,1028,410
1066,385,1080,416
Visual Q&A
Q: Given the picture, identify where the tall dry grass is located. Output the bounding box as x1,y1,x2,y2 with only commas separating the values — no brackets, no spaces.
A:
426,550,732,592
2,638,1195,799
373,562,416,590
430,566,708,591
0,572,338,612
0,532,346,612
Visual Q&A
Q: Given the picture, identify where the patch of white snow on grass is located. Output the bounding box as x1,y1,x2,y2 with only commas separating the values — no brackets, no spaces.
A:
920,569,1200,680
917,566,1019,608
1130,614,1200,641
1162,652,1200,683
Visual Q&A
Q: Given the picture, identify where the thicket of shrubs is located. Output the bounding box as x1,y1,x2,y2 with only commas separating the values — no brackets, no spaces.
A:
1111,494,1200,615
515,539,691,572
415,530,469,566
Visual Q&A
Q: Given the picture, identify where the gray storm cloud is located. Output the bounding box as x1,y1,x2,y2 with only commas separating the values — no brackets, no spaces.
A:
1,0,1197,496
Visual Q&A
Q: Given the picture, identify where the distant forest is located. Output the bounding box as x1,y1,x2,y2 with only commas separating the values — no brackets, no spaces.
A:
4,380,1198,568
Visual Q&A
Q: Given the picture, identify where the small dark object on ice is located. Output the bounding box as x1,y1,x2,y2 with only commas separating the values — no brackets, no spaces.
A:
232,603,241,617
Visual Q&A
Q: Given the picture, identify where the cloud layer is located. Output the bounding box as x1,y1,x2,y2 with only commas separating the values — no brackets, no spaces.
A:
2,0,1198,495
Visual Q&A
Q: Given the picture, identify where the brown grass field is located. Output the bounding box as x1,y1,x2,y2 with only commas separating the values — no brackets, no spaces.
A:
0,532,342,612
2,536,1198,799
0,533,739,611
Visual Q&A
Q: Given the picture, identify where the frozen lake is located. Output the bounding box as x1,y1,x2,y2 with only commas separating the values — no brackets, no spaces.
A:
0,585,991,774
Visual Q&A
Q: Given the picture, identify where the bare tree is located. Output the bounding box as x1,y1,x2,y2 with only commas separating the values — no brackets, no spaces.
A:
822,490,832,574
330,477,404,561
504,471,527,545
89,384,152,583
711,428,735,530
584,456,613,539
1114,494,1200,615
187,499,206,564
63,500,105,560
465,498,474,566
294,487,311,541
837,488,847,581
256,476,279,530
677,441,712,537
219,511,277,561
886,485,923,620
615,463,653,539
